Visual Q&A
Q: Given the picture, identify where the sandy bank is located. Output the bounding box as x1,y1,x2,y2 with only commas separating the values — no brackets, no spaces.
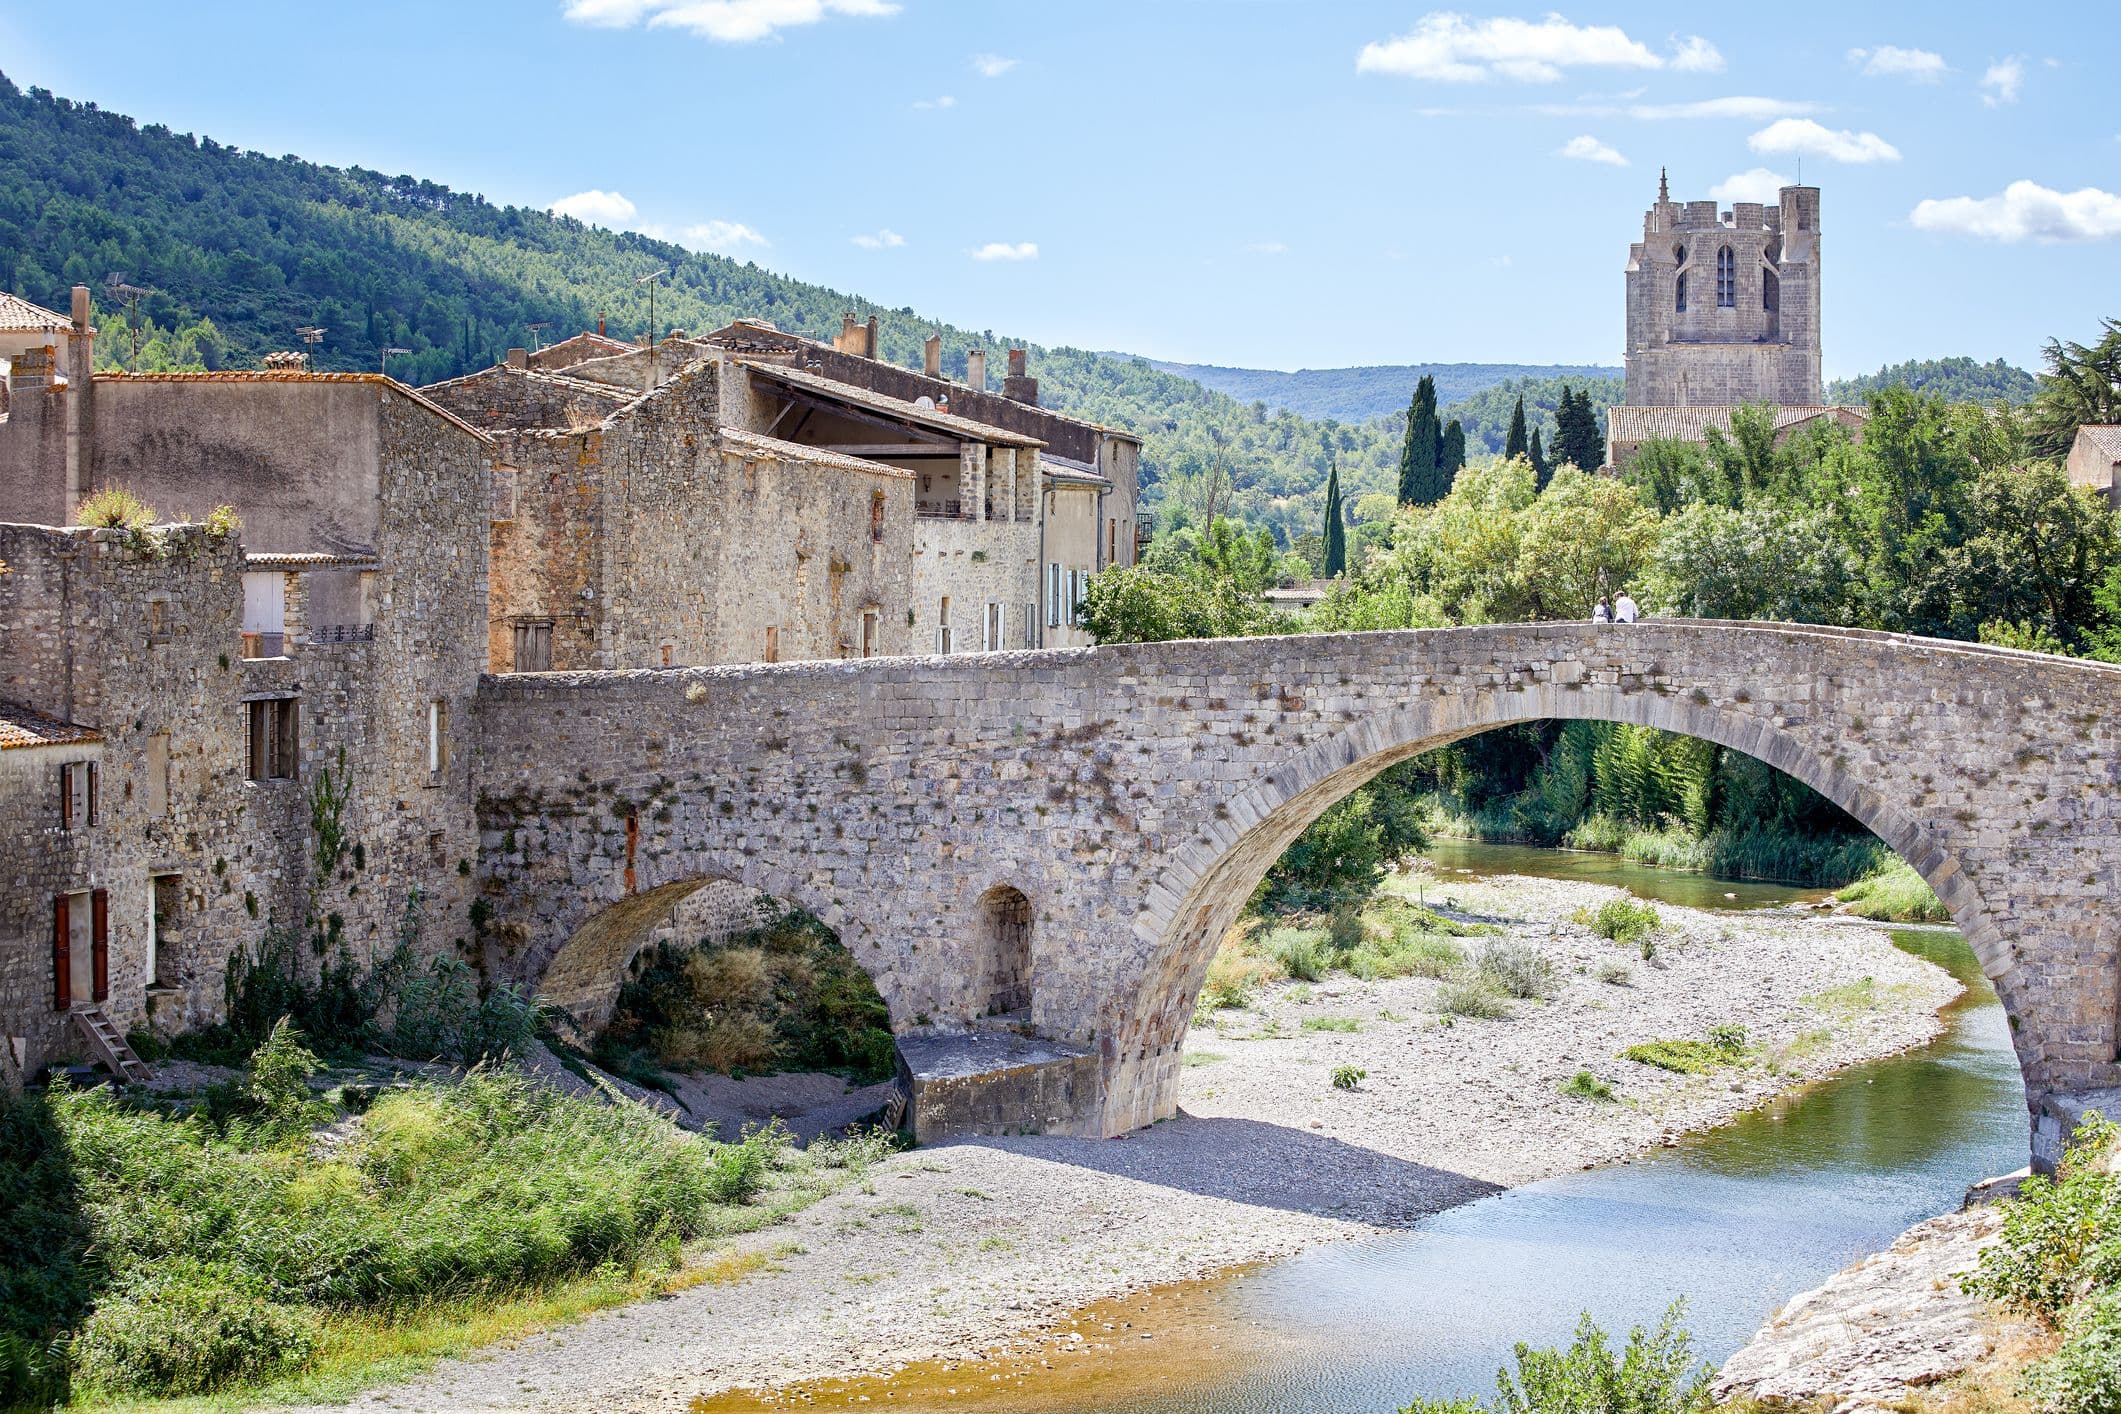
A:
303,870,1963,1413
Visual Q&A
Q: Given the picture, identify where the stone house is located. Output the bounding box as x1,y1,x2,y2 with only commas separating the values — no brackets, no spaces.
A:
2065,425,2121,508
0,309,493,1084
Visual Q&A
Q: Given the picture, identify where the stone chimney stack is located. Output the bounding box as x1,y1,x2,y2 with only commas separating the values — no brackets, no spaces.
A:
966,348,986,391
1002,347,1038,406
922,333,942,378
506,347,529,369
864,315,879,359
66,284,95,508
598,312,607,337
838,311,861,353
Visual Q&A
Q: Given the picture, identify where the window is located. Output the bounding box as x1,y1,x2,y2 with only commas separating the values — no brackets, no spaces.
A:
149,873,182,986
985,602,1004,652
51,889,106,1010
659,640,675,668
764,626,780,662
1108,519,1118,567
147,598,169,643
861,609,879,659
146,734,169,819
1674,272,1687,312
936,598,952,655
1716,245,1736,308
59,761,97,829
512,620,554,673
870,490,887,544
246,699,299,781
1047,563,1062,627
241,571,287,659
427,700,449,776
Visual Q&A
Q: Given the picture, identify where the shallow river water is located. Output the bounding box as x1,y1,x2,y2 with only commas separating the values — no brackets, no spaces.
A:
697,844,2030,1413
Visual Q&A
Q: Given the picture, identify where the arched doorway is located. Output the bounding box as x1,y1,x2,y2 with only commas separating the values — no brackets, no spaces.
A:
979,885,1034,1018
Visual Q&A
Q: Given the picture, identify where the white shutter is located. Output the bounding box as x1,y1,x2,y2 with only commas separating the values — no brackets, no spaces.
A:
1023,604,1036,647
1047,564,1061,626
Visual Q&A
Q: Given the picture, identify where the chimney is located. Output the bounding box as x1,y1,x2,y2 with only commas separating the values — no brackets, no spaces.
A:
838,311,860,353
864,315,879,360
922,334,942,378
70,284,90,332
966,348,986,391
506,347,529,369
1002,347,1038,406
598,312,607,337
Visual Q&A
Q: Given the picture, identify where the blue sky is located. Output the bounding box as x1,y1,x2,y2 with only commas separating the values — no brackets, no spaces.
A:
2,1,2116,376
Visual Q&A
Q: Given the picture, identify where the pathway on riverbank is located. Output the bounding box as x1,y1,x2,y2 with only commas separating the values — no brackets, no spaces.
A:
306,870,1962,1413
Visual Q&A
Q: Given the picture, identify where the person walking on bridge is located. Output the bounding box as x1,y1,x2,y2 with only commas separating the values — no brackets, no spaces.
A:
1613,589,1639,624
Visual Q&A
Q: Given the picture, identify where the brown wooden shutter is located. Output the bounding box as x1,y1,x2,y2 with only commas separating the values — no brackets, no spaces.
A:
91,889,109,1002
52,895,71,1011
86,762,98,826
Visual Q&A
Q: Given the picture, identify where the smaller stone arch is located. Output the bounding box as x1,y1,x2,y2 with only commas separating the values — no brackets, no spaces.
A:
978,885,1034,1018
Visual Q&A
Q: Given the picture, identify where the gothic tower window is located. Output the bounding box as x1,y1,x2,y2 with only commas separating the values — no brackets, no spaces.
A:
1675,273,1687,312
1716,246,1736,308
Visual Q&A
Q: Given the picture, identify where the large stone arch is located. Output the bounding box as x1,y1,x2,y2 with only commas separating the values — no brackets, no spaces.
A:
1103,677,2016,1136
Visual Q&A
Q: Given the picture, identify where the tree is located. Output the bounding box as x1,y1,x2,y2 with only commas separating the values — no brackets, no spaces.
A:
1504,396,1529,460
1442,419,1467,482
1398,375,1446,506
1321,461,1347,577
1528,427,1550,491
1517,468,1661,619
2026,319,2121,460
1553,385,1606,474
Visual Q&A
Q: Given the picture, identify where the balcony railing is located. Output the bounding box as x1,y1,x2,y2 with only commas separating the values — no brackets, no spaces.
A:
307,623,376,645
916,500,972,521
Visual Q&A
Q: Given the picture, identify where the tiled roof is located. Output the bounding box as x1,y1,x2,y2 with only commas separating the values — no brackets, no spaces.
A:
528,332,637,370
0,291,69,333
0,702,100,751
739,359,1044,448
720,427,914,479
1607,404,1869,443
2074,425,2121,463
92,371,496,448
1041,459,1112,490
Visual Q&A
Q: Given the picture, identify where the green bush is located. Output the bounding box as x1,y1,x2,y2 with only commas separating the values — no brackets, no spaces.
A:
1331,1065,1366,1091
1399,1302,1711,1414
1622,1039,1729,1075
1585,896,1660,948
1836,860,1951,923
1561,1070,1615,1103
69,1261,320,1398
1262,926,1330,983
1965,1114,2120,1325
2025,1289,2121,1414
75,484,158,535
1476,940,1556,1000
1438,981,1511,1020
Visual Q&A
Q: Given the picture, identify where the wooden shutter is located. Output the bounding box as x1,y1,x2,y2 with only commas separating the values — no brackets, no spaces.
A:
87,762,98,826
91,889,109,1002
52,894,70,1011
59,764,73,829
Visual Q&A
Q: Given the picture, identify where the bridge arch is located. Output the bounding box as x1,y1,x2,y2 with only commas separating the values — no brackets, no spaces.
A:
1108,675,2013,1135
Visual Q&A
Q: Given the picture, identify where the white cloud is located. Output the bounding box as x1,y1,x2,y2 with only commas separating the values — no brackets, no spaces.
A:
1557,134,1627,166
1243,240,1289,255
559,0,898,44
1356,14,1714,83
549,189,638,226
1848,44,1947,80
682,219,768,252
1911,181,2121,243
1668,35,1723,73
1709,168,1793,204
1534,95,1818,121
1981,57,2024,106
1748,117,1900,163
970,52,1018,78
851,228,905,249
912,94,956,110
970,241,1038,262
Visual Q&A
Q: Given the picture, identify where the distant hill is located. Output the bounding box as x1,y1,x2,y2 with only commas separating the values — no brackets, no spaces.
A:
1113,356,1623,423
1827,356,2038,406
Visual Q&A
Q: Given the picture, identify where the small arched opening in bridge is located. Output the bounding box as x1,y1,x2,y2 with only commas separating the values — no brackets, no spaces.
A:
979,885,1035,1018
1111,685,2037,1140
531,876,898,1096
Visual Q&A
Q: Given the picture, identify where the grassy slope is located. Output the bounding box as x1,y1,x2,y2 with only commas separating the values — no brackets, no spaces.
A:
1118,355,1623,422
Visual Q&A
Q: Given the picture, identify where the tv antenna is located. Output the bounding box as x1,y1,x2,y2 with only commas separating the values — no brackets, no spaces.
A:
526,321,552,352
379,346,413,379
104,275,154,372
296,325,327,370
634,269,668,356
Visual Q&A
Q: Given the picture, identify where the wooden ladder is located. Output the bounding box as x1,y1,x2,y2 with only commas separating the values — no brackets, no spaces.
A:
71,1005,154,1085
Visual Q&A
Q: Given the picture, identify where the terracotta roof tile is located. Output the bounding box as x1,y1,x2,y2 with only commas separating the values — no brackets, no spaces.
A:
1608,404,1869,444
719,427,913,479
0,702,100,751
2074,425,2121,463
0,291,69,333
738,359,1044,448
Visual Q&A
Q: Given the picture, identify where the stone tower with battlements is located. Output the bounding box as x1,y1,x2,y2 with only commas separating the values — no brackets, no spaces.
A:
1624,170,1822,407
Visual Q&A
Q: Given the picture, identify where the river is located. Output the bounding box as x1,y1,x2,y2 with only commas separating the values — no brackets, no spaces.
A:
696,843,2029,1412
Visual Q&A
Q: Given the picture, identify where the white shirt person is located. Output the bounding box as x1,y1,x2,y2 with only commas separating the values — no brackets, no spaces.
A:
1613,591,1639,624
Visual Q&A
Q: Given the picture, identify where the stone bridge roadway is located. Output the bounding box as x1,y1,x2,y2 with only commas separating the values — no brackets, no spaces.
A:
470,621,2121,1163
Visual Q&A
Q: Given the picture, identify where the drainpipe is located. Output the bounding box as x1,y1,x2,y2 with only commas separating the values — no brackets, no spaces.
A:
1035,463,1047,649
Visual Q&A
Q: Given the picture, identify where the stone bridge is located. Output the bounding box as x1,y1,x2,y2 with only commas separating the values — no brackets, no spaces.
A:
470,622,2121,1163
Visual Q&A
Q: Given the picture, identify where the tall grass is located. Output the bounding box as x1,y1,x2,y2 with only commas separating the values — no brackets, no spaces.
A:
4,1042,792,1405
1836,860,1950,922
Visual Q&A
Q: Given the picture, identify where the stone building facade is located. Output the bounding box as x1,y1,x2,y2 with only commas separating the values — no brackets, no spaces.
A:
2066,425,2121,508
0,328,493,1084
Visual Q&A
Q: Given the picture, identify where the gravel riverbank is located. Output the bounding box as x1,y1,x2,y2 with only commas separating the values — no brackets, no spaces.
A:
306,871,1962,1413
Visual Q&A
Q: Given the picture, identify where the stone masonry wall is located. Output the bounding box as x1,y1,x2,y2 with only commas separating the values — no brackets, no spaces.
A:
471,623,2121,1144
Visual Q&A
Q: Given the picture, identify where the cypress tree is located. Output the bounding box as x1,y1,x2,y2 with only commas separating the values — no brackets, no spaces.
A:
1398,375,1445,505
1529,427,1550,492
1441,419,1466,482
1554,384,1607,474
1321,460,1346,577
1505,396,1529,460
